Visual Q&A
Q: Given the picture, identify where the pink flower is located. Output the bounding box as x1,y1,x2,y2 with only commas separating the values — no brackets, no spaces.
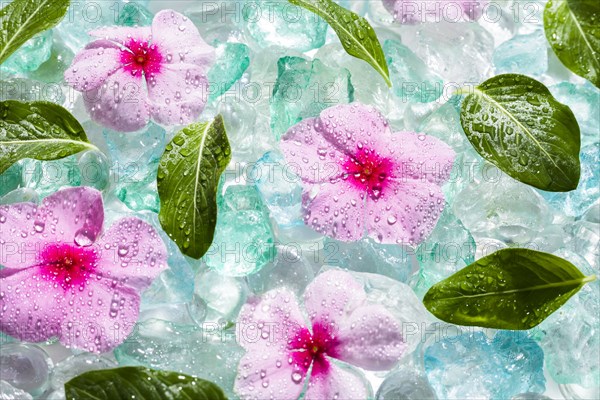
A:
280,103,455,245
0,187,167,352
235,269,405,399
382,0,488,24
65,10,215,132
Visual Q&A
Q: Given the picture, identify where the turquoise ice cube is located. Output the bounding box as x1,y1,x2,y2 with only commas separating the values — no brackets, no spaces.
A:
141,215,195,306
0,31,53,76
384,39,443,103
417,101,480,206
184,1,245,45
117,1,153,26
270,56,354,139
376,367,437,400
412,208,475,297
493,30,548,77
193,269,248,322
21,156,81,199
325,237,417,283
240,0,327,51
78,150,109,191
103,122,167,213
537,250,599,387
206,185,275,276
540,143,599,217
425,331,546,399
27,34,75,84
549,81,599,147
55,1,124,52
114,318,243,399
251,150,302,226
245,244,317,296
216,100,276,163
208,42,250,101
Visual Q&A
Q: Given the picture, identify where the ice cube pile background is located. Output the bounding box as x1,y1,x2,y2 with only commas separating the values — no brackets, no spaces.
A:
0,0,598,399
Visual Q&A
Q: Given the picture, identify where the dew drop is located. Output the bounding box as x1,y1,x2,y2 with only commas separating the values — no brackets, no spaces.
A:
74,229,94,247
291,372,302,383
118,245,129,257
34,221,45,232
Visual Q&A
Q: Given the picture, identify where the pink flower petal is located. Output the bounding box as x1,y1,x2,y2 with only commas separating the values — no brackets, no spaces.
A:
335,304,406,370
0,267,139,353
62,277,140,353
76,39,120,54
0,267,66,343
147,63,209,126
64,44,122,91
0,202,48,269
0,187,103,269
83,68,151,132
302,180,365,241
95,217,168,290
89,26,152,46
386,131,455,185
234,342,307,400
280,118,346,184
236,288,307,352
151,9,215,67
318,103,391,154
303,270,366,328
366,179,445,245
304,361,370,400
39,186,104,246
71,39,122,71
235,288,309,399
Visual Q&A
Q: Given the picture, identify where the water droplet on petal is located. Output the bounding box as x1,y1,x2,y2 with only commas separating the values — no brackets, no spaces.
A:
291,372,303,383
34,221,45,232
74,229,94,247
118,245,129,257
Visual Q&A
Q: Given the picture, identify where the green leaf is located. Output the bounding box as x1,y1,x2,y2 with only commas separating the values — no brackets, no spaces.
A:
0,100,98,174
64,366,228,400
544,0,600,88
157,115,231,259
288,0,391,87
423,248,597,330
0,0,70,65
459,74,581,192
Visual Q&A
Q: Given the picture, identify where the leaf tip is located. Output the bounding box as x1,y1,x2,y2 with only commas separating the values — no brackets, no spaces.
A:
384,75,392,88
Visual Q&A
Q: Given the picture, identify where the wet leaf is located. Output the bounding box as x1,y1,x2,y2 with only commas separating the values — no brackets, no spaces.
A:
157,115,231,259
460,74,580,192
0,0,70,65
64,366,227,400
544,0,600,88
0,100,98,174
423,248,597,330
289,0,391,87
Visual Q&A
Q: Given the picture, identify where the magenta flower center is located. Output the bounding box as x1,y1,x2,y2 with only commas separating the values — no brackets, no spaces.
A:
120,39,163,76
289,322,339,376
39,243,98,288
343,146,394,199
